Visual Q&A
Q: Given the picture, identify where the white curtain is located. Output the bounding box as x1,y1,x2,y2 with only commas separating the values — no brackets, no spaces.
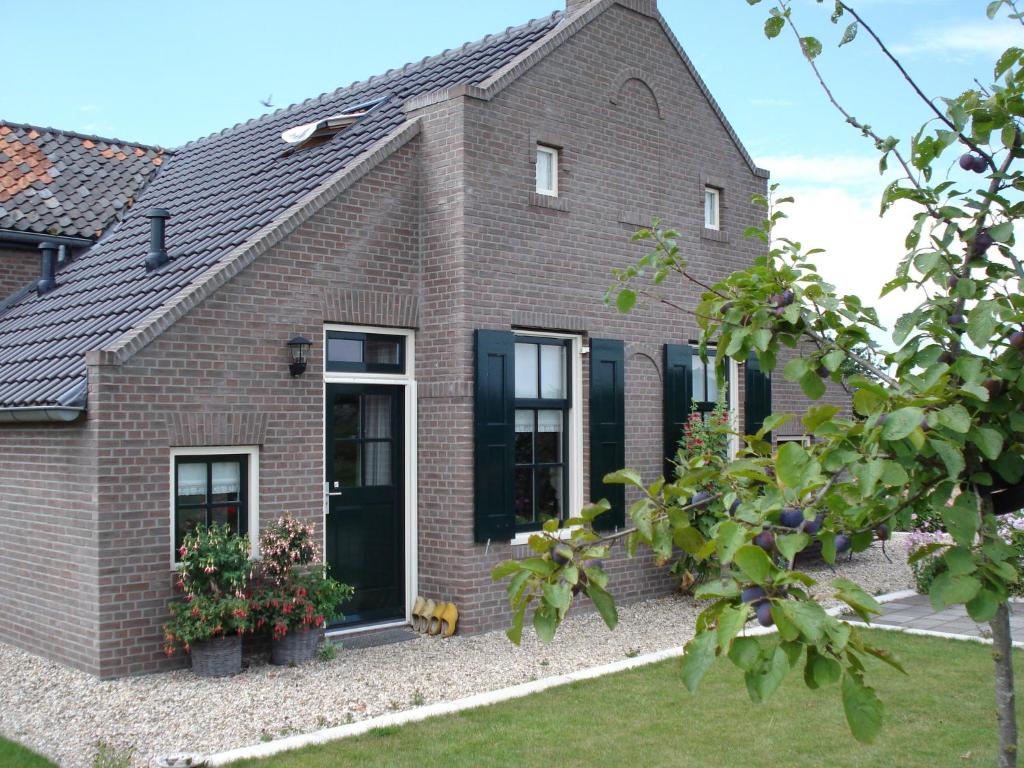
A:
363,395,391,486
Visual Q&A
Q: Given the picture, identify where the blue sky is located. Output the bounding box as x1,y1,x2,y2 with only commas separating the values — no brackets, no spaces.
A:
3,0,1016,334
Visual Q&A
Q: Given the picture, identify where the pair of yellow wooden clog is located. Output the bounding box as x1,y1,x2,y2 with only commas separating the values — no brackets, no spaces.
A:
411,596,458,637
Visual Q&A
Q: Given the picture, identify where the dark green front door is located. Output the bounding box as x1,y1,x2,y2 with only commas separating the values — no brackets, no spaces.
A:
325,383,405,626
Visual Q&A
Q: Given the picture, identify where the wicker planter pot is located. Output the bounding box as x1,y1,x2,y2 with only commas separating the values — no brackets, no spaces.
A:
271,626,323,666
190,634,242,678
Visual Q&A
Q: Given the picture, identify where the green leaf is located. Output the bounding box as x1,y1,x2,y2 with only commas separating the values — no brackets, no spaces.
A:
506,602,526,645
717,604,749,652
967,301,997,348
966,589,1000,623
586,583,619,630
715,520,746,564
908,540,947,565
842,674,883,743
930,571,982,610
778,600,828,643
971,427,1004,461
603,469,644,488
764,15,785,38
801,36,823,60
777,441,819,489
838,21,858,47
532,604,558,643
943,494,979,547
542,582,572,614
681,630,718,692
746,645,790,702
881,407,924,440
833,578,883,620
491,560,521,580
943,547,976,577
776,533,810,563
936,404,971,434
695,579,740,600
734,544,773,584
930,438,965,482
728,636,761,671
853,460,884,496
805,649,842,689
615,289,637,314
800,371,827,400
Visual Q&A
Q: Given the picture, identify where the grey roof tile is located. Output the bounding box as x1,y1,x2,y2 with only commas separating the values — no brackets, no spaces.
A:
0,12,560,408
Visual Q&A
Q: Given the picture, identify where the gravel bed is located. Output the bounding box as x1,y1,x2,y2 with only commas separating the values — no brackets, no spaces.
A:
0,539,911,768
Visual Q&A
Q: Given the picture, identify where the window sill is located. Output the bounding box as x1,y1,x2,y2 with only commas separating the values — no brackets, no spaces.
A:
510,525,577,548
529,192,570,212
701,227,729,243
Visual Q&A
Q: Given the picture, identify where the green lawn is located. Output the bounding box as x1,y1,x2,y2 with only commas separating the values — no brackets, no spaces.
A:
228,631,1024,768
0,737,54,768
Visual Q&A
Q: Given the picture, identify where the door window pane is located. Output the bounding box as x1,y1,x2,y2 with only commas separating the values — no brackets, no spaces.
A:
540,344,565,399
334,442,359,487
333,395,359,438
363,395,391,439
365,337,401,365
515,343,539,398
328,337,362,364
176,463,206,505
363,442,392,486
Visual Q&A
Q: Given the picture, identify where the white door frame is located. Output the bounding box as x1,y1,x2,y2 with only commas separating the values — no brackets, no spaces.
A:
322,323,417,634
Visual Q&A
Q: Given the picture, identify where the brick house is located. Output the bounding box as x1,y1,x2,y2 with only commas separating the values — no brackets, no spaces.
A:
0,0,838,678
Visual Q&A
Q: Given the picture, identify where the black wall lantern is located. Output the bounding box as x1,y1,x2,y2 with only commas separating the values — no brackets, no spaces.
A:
287,336,312,377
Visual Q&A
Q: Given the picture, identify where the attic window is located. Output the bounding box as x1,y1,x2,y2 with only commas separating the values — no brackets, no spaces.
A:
280,111,368,152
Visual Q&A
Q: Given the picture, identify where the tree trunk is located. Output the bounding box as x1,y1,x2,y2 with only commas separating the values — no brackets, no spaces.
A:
991,601,1018,768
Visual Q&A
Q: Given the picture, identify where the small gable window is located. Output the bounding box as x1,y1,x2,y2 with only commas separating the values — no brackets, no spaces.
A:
536,145,559,197
704,186,721,230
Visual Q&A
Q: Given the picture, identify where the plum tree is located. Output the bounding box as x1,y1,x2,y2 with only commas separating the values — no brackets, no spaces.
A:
493,1,1024,764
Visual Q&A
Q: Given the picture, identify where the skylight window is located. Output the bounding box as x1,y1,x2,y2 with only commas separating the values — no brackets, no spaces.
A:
281,112,368,149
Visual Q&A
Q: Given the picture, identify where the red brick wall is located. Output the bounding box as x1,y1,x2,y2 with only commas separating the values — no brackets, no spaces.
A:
0,419,99,674
0,246,38,298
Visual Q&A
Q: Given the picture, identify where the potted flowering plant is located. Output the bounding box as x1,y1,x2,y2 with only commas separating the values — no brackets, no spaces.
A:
163,523,253,677
254,515,354,665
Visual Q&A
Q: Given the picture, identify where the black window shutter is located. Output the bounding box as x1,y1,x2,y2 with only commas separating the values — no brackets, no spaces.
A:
745,353,772,438
663,344,694,479
589,339,625,530
473,330,516,543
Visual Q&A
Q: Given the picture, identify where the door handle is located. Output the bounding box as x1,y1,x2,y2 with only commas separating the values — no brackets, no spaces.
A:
327,492,344,497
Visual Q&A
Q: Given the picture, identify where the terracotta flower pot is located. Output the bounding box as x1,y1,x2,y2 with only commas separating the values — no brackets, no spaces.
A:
190,634,242,678
271,626,324,666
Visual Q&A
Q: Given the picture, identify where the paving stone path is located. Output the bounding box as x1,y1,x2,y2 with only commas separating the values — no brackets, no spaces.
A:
868,593,1024,640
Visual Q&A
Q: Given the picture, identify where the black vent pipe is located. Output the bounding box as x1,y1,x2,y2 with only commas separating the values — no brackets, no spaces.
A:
144,208,171,271
37,241,58,295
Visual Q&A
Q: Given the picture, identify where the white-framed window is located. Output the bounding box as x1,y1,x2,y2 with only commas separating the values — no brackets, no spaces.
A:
704,186,721,230
169,445,260,565
510,331,583,545
775,435,812,447
536,145,559,197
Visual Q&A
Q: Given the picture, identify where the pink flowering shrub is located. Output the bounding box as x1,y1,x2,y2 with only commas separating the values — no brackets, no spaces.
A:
163,523,253,655
252,515,353,637
258,514,321,585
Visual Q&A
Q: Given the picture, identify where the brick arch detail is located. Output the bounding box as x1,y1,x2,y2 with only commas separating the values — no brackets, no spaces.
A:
609,67,663,120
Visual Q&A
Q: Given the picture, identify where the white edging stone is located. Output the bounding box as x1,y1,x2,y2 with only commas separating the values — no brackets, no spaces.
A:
202,588,921,766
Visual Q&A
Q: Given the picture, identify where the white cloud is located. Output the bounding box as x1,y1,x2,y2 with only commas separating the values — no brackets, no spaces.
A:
770,182,925,347
892,21,1021,57
758,153,887,190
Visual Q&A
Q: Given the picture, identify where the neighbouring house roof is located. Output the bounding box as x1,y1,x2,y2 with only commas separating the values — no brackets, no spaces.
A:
0,121,168,240
0,11,563,409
